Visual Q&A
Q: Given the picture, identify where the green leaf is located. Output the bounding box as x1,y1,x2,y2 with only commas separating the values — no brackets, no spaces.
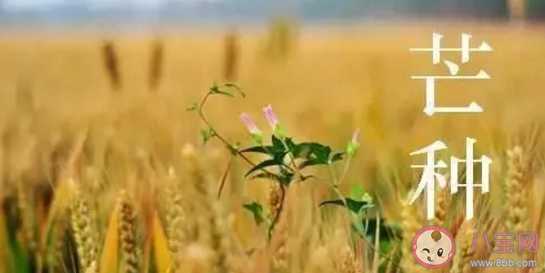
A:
271,151,287,165
245,159,280,177
330,152,345,163
186,102,198,111
228,143,241,156
225,83,246,98
353,218,402,242
243,202,264,225
319,198,374,215
279,172,294,186
313,145,332,164
210,83,234,97
295,142,322,157
350,183,366,200
295,142,332,163
200,128,215,145
284,137,299,154
300,175,317,181
247,167,293,186
248,172,282,182
241,145,283,155
241,146,269,154
271,135,285,151
211,90,234,97
297,158,324,169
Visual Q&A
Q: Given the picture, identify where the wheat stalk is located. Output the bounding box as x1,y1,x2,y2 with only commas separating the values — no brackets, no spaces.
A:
338,246,363,273
271,230,288,273
181,143,213,243
102,41,121,92
305,245,333,273
450,220,476,273
433,174,450,227
210,202,232,273
505,146,529,259
162,168,188,272
17,182,37,255
268,182,283,224
148,39,164,92
539,246,545,273
70,181,98,273
401,190,423,273
117,190,139,273
48,206,70,273
182,144,208,196
223,31,239,81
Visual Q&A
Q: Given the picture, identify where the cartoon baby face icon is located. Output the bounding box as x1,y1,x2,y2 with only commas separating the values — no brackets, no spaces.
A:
412,225,455,268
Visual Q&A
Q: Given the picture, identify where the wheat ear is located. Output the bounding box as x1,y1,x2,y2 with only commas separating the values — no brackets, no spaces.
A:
117,190,139,273
163,168,188,272
450,220,476,273
70,182,98,273
401,191,423,273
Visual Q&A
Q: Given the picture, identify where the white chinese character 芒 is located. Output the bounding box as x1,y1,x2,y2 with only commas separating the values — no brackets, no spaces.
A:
410,33,493,116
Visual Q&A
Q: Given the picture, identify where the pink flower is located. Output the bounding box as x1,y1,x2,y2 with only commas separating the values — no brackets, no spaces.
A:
263,104,285,138
346,128,360,156
351,129,360,145
241,112,263,144
263,104,279,129
241,113,261,135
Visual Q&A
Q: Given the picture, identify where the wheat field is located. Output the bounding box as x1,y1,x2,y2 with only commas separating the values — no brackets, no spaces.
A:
0,22,544,273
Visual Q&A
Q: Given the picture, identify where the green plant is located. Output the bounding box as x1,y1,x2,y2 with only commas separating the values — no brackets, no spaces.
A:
189,83,400,268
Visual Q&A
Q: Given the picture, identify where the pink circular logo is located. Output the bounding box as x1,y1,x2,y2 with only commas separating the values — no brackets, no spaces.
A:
412,225,455,269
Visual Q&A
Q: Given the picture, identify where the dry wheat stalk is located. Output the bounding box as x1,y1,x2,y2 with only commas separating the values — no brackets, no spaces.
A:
268,182,283,225
267,183,291,273
148,39,164,92
70,182,98,273
223,31,239,81
539,247,545,273
505,146,529,249
181,144,208,196
180,144,236,273
305,245,332,273
338,247,363,273
50,206,71,273
117,190,139,273
17,183,37,255
433,174,450,227
181,143,213,244
183,242,215,273
102,41,121,92
450,220,476,273
163,168,189,273
401,191,423,273
210,202,232,273
271,230,288,273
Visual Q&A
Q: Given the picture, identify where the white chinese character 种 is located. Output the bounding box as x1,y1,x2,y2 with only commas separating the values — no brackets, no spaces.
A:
409,138,492,220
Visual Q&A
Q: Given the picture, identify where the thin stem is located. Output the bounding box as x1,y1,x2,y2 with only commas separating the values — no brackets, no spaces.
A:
267,183,286,241
281,139,305,181
197,89,286,242
337,155,353,187
328,164,339,185
315,174,400,267
327,164,355,247
198,92,256,167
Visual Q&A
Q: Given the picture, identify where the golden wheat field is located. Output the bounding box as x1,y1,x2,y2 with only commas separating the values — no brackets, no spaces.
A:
0,22,544,273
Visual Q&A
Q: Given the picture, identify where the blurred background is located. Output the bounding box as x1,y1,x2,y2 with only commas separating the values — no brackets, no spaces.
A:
0,0,541,29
